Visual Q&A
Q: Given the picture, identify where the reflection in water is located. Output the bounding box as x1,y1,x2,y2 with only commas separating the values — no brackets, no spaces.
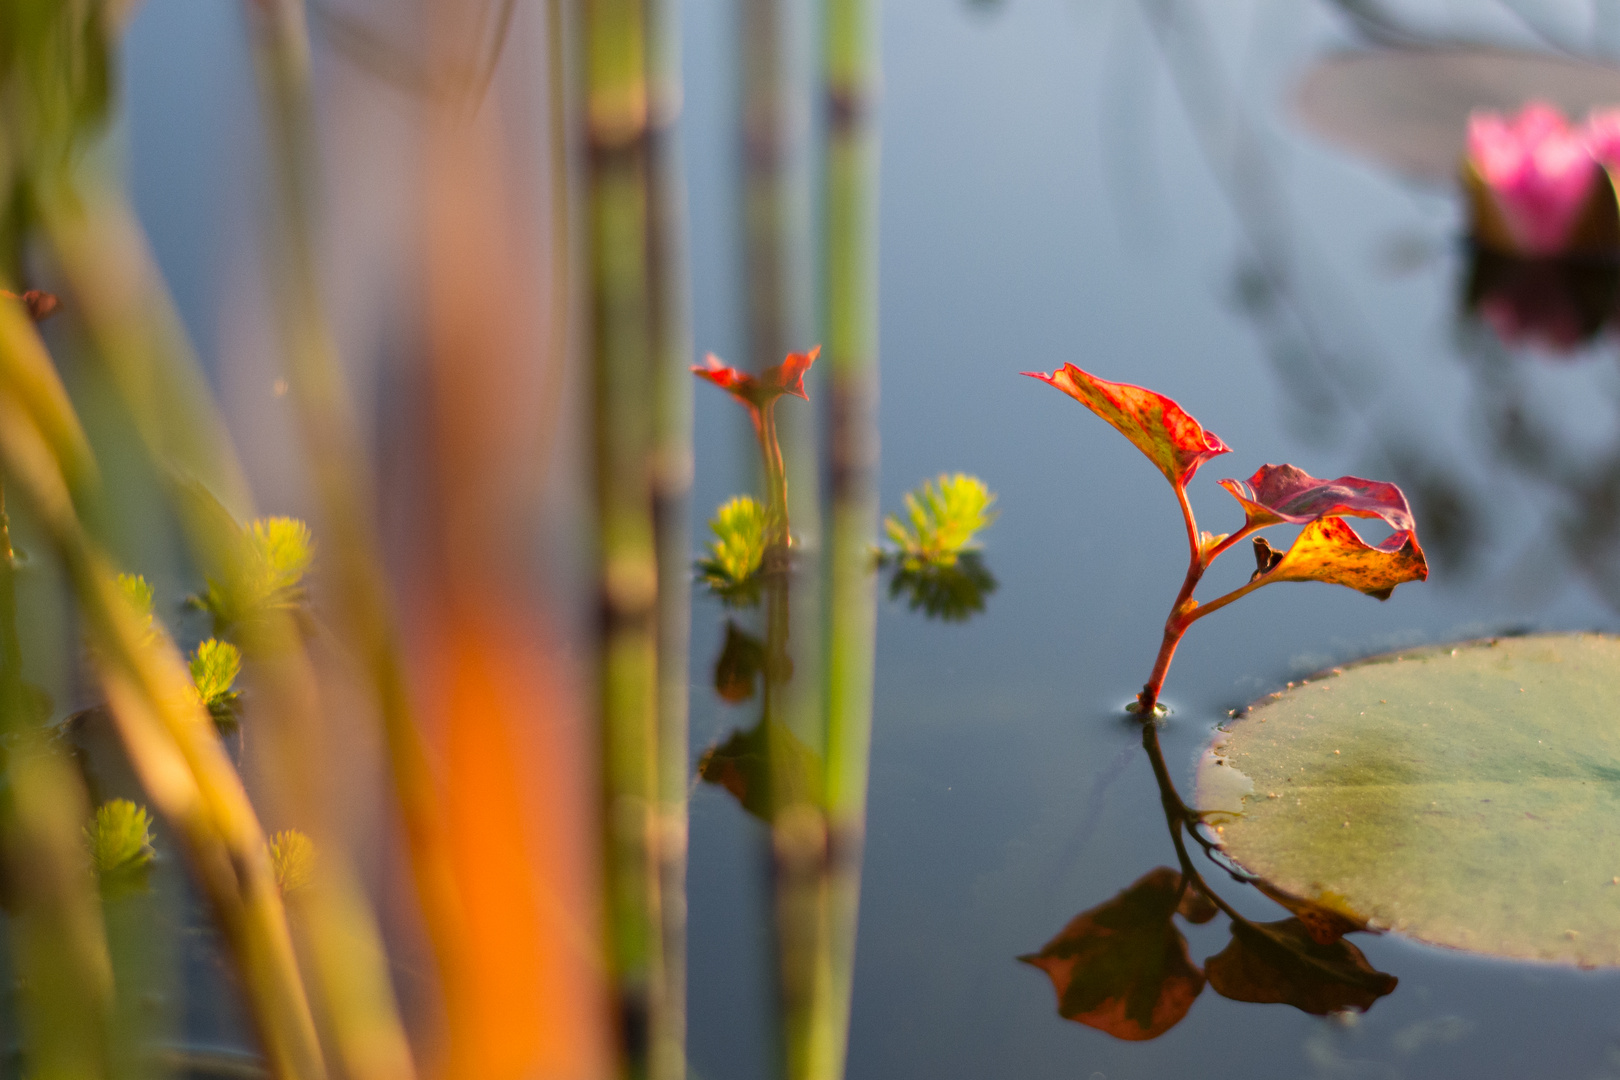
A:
1453,249,1620,614
886,552,998,622
692,351,998,1076
1021,721,1396,1040
1019,866,1208,1042
1465,248,1620,353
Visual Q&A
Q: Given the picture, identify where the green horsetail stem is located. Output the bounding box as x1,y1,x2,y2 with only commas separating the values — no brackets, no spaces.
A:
816,0,882,1069
647,0,695,1071
584,0,675,1071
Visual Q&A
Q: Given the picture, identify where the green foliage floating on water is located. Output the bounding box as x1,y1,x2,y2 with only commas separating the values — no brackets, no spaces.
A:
195,516,315,635
190,638,243,733
85,799,155,899
697,496,768,606
884,473,997,571
269,829,316,896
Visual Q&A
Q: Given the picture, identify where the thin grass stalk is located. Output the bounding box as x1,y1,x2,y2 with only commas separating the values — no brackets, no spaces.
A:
582,0,668,1069
0,302,325,1080
644,0,694,1071
39,183,416,1080
244,0,468,1030
815,0,882,1069
0,475,115,1080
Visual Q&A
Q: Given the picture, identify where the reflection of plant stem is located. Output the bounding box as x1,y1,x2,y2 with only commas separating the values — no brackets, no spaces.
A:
1140,722,1253,929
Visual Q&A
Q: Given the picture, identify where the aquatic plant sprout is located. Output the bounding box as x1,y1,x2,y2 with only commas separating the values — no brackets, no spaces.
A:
883,473,998,570
85,799,156,899
1026,363,1427,714
698,496,770,605
694,347,819,550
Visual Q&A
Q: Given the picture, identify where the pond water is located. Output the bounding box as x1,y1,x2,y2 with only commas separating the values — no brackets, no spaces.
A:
674,4,1620,1079
117,0,1620,1077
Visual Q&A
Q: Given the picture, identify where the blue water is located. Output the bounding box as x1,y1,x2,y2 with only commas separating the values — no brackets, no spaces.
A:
121,0,1620,1077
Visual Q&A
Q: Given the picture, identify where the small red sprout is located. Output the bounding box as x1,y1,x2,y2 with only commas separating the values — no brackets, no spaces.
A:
1027,364,1427,715
694,346,819,553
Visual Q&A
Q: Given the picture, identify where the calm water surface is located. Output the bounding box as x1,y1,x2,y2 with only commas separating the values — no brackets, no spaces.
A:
680,4,1620,1079
122,0,1620,1077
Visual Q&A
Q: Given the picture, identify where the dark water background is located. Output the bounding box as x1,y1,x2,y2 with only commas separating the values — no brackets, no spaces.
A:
125,0,1620,1077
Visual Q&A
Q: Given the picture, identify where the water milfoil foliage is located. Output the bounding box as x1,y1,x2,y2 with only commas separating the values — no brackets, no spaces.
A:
1026,363,1427,715
880,473,1000,622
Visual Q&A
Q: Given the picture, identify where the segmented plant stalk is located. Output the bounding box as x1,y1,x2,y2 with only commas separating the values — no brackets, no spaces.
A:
816,0,882,1069
646,0,695,1072
583,0,670,1070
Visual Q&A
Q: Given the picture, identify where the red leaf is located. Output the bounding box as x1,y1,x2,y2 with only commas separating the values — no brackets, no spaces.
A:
693,346,819,407
1019,867,1205,1041
1023,364,1230,488
1218,464,1414,533
1265,517,1428,600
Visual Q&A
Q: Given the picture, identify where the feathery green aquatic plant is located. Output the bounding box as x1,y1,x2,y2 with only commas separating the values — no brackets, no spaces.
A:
883,473,997,571
269,830,316,897
190,638,243,734
85,799,155,899
698,496,770,605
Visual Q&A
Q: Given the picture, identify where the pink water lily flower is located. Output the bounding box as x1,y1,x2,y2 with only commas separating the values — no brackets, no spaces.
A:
1584,108,1620,169
1468,102,1599,255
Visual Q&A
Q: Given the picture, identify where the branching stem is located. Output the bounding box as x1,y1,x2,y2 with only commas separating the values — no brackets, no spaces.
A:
1136,485,1270,714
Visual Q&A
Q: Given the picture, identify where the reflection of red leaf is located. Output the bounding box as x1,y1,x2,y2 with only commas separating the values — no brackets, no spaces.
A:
1264,517,1428,600
1176,885,1219,925
1019,867,1205,1041
1023,364,1230,488
693,347,819,407
712,621,765,704
1205,919,1397,1016
1219,465,1414,532
1254,882,1367,944
696,720,823,822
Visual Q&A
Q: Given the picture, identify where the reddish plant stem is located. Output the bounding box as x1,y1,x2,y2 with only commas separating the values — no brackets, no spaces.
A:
1135,485,1262,715
750,399,792,557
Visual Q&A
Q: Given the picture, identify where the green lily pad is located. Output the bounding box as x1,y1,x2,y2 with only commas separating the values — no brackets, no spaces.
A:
1197,634,1620,966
